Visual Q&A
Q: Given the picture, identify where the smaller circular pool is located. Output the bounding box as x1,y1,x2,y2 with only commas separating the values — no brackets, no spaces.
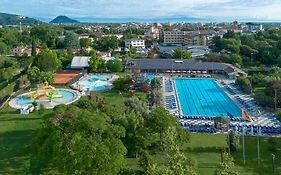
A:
9,89,81,109
75,74,114,93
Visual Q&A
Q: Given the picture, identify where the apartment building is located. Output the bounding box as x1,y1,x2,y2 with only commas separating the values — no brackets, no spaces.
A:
184,31,216,46
164,30,218,46
243,23,263,33
163,30,188,45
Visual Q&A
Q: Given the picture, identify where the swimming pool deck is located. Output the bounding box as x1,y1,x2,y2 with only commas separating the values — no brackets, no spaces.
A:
162,76,281,136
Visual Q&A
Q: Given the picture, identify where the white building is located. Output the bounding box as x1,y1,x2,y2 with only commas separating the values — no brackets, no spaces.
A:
243,23,263,33
125,38,145,49
144,26,160,39
70,56,91,69
12,47,26,56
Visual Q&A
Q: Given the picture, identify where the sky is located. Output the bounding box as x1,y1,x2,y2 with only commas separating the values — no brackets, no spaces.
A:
1,0,281,22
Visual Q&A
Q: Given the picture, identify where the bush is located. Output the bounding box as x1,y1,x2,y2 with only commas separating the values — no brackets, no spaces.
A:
235,77,252,94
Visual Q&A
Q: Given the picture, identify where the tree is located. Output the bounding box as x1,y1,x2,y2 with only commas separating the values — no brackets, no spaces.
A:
227,130,240,152
151,78,162,91
27,66,54,84
34,49,61,72
214,152,240,175
95,36,119,52
230,54,243,65
31,105,127,174
31,36,37,57
148,107,178,144
64,31,80,49
27,66,41,84
106,59,123,72
173,48,192,59
80,38,92,48
39,71,54,84
89,52,105,72
235,77,252,94
0,41,10,55
113,77,132,92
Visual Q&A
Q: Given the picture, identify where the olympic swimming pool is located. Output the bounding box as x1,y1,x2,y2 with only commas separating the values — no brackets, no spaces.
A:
175,79,242,117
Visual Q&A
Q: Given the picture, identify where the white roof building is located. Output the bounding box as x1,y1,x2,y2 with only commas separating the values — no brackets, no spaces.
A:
125,38,145,49
71,56,91,69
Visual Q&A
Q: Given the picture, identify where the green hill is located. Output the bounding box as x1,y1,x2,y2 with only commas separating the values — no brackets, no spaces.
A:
50,16,80,24
0,12,41,25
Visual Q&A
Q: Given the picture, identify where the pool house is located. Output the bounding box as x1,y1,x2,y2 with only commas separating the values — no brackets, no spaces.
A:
125,59,247,79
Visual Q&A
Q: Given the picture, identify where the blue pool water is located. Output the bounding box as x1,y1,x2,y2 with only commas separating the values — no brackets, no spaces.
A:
175,79,242,117
17,90,76,105
79,75,113,92
88,75,112,82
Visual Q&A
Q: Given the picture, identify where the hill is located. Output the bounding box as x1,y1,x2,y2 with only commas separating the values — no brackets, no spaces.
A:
50,16,80,24
0,12,41,25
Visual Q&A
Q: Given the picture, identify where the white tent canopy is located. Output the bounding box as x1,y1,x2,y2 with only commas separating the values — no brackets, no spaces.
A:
71,56,91,69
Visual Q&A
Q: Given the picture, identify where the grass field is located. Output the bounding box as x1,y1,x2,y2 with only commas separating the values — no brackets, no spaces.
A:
0,90,280,174
0,105,51,174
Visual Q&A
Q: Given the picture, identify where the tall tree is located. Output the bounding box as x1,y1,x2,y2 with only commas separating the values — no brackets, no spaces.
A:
33,49,61,72
89,52,105,72
227,130,240,152
173,48,192,59
64,31,80,49
214,152,240,175
31,105,127,174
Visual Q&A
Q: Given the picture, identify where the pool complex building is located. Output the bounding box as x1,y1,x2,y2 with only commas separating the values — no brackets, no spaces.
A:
175,79,242,117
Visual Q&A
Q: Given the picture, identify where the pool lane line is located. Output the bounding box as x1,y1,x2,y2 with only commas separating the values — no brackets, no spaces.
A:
178,79,197,115
193,79,214,116
187,79,206,116
194,79,215,116
203,79,228,116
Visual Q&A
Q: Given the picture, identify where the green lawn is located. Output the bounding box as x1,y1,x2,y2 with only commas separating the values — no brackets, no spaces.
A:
185,133,281,175
96,89,147,106
0,105,51,174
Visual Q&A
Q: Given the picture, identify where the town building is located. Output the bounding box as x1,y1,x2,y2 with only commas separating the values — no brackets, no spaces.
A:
144,26,160,39
12,46,41,56
184,31,215,46
163,30,188,45
125,38,145,49
164,30,221,46
243,23,263,33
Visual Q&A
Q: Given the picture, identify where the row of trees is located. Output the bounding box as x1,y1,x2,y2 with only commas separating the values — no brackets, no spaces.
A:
212,30,281,66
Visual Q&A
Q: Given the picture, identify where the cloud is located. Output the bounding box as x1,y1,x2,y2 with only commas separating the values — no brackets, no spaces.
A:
0,0,281,21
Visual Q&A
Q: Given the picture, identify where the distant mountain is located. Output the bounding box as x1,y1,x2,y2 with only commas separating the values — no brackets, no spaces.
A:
75,16,211,23
50,16,80,24
0,12,41,25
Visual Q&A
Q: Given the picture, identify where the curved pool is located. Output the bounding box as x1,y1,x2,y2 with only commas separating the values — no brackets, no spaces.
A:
9,89,80,109
78,75,113,92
